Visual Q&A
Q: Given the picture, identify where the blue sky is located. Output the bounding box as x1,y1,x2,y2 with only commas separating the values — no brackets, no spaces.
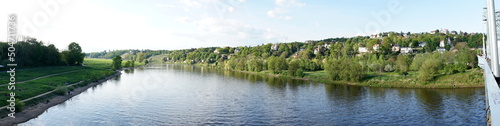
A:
0,0,488,52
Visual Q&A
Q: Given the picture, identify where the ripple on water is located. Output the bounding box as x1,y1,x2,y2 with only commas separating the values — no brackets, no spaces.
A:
20,65,486,125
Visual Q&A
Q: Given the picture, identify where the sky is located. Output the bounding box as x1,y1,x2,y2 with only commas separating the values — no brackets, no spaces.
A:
0,0,489,52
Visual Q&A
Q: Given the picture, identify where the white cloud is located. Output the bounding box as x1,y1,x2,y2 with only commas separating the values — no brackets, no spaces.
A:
228,6,235,13
275,0,305,7
180,0,203,11
267,8,292,20
176,16,287,45
267,0,305,20
156,3,175,8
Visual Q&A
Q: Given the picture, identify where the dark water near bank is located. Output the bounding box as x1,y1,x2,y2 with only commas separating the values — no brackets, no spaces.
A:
22,64,485,125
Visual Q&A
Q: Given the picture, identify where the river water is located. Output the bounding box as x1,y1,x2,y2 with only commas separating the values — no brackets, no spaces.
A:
21,64,486,125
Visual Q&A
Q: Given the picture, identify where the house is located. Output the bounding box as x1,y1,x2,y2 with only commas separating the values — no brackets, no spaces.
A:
403,33,410,38
234,48,240,53
299,48,305,52
370,34,378,39
436,48,446,53
358,47,369,53
213,49,219,54
373,44,380,51
419,42,427,47
324,44,331,49
430,31,437,34
440,29,449,34
451,31,458,35
400,47,413,54
392,44,401,52
439,40,445,47
447,37,453,48
314,47,321,54
271,44,279,50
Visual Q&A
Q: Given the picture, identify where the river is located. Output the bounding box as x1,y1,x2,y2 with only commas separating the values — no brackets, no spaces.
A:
21,64,486,125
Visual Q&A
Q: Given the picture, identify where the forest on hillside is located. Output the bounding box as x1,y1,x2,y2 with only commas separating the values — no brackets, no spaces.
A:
87,31,483,82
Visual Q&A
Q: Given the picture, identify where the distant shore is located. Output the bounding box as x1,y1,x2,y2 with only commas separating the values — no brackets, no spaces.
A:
0,69,124,126
183,63,484,88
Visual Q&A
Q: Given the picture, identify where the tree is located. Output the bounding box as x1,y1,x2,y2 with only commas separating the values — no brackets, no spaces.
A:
288,60,299,76
62,42,85,66
112,56,123,70
330,43,342,59
325,58,365,82
418,58,442,81
395,55,411,72
136,52,146,63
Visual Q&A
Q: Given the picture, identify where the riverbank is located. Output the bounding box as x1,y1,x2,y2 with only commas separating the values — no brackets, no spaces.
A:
0,69,122,125
240,69,483,88
167,63,484,88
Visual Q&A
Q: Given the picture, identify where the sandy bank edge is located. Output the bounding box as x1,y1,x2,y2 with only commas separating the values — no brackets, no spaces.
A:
0,70,123,126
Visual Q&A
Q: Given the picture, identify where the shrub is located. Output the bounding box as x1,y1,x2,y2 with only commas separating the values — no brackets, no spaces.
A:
325,59,365,82
15,99,25,112
418,58,442,81
295,68,305,77
68,86,75,91
384,64,396,72
54,85,68,96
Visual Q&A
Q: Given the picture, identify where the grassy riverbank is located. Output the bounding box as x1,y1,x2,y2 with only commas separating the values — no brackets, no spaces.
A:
176,62,484,88
0,58,138,119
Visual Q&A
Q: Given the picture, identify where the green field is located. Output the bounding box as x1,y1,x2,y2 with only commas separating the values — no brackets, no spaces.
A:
300,69,484,88
0,59,118,109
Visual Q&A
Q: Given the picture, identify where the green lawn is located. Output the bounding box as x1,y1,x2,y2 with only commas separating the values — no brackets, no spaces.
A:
0,59,116,107
0,66,86,84
303,69,484,88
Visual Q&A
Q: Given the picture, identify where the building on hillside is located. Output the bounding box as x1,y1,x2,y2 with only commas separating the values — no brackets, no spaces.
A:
358,47,369,53
373,44,380,51
440,29,449,34
392,44,401,52
451,31,458,35
234,48,240,53
436,48,446,53
324,43,331,49
419,42,427,47
314,47,321,54
400,47,413,54
271,44,279,50
439,40,445,47
447,37,453,48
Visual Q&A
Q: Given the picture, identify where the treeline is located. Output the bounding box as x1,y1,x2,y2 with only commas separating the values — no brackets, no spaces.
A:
86,49,168,59
0,38,85,69
88,30,481,82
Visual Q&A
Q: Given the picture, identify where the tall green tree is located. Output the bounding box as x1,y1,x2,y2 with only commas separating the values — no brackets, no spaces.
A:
62,42,85,66
136,52,146,63
112,55,123,70
395,55,411,72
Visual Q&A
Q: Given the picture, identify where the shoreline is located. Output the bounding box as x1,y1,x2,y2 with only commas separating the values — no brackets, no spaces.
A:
0,70,123,126
169,63,484,89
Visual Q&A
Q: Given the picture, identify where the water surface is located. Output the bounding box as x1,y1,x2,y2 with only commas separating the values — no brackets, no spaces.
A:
22,64,486,125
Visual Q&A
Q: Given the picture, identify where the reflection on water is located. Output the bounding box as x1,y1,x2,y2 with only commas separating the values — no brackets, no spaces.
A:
22,64,486,125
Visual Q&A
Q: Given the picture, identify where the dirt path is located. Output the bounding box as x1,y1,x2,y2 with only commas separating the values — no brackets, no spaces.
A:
0,81,83,110
0,70,83,86
0,71,122,126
